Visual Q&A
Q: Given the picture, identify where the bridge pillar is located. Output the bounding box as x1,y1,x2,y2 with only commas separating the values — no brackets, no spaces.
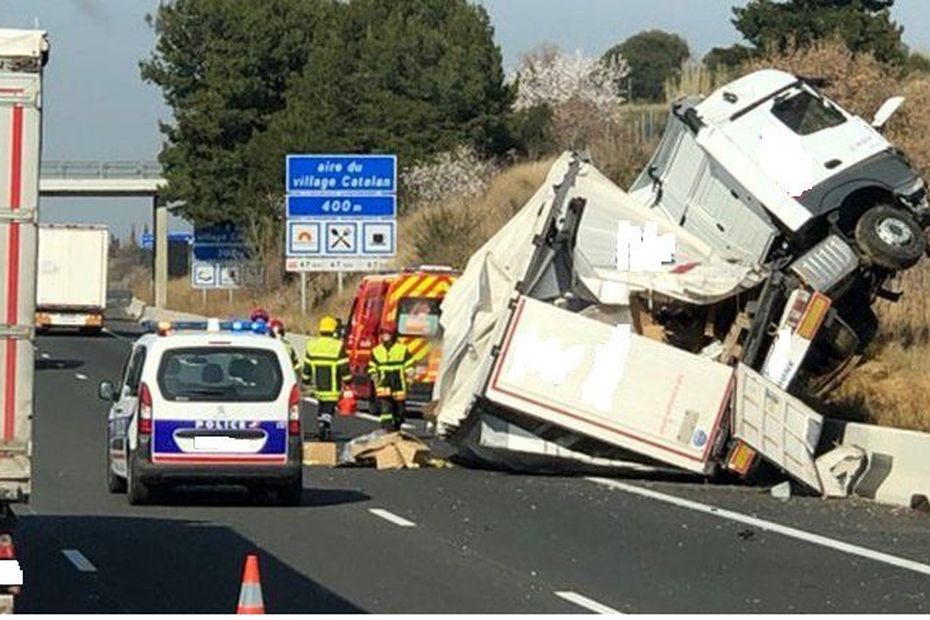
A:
154,197,168,309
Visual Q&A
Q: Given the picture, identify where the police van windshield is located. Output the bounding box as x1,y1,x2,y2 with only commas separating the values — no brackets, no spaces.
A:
397,298,441,337
157,347,283,402
771,88,846,135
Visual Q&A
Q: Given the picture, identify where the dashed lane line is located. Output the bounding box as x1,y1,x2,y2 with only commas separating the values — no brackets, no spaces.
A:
61,549,96,573
368,508,416,528
554,591,622,614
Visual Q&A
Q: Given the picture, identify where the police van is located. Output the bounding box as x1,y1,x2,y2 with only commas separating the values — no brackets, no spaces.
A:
98,319,303,505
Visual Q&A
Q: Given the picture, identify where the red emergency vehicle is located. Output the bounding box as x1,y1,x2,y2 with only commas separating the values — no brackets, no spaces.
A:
343,266,458,409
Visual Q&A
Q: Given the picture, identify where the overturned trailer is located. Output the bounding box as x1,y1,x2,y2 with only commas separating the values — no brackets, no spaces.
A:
433,147,927,501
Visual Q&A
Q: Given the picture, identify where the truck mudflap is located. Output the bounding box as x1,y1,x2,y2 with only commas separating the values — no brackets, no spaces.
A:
732,363,824,493
482,296,734,475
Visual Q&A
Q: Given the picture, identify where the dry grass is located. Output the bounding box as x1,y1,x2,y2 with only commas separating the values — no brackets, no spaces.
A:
398,159,553,269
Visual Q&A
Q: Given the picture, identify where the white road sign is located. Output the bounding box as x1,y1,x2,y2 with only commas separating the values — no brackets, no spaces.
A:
286,256,394,273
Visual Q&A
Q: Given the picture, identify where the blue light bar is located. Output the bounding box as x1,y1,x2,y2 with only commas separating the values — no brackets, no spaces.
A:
141,318,269,335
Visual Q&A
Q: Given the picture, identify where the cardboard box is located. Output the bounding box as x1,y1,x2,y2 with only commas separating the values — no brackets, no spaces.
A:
349,431,432,470
303,442,338,467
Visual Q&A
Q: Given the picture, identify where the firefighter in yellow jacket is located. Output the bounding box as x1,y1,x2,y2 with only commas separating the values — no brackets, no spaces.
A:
368,327,414,431
302,315,350,441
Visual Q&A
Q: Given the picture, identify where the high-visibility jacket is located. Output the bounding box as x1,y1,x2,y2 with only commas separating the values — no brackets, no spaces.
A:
367,341,413,398
302,335,350,402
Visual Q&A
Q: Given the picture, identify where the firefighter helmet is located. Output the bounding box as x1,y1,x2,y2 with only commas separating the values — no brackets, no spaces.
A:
319,315,338,334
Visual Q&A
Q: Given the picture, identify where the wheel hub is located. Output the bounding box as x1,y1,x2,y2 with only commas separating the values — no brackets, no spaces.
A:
876,217,913,247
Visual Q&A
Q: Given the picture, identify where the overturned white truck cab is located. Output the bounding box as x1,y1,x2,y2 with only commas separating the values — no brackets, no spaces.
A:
434,151,929,504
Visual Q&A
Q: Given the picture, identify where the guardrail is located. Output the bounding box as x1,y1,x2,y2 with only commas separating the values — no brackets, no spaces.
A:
40,160,163,180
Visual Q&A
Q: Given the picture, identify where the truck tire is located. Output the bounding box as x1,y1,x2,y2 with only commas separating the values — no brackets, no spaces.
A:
854,205,926,271
106,442,127,494
126,452,151,505
277,477,303,506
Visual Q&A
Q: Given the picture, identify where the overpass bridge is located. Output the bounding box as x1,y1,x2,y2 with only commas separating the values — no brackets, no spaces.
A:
39,160,171,308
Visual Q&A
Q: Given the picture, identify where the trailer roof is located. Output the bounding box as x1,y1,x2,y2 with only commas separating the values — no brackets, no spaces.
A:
0,29,48,58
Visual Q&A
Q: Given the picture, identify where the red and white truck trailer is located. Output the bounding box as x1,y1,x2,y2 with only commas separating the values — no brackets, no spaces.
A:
0,28,48,611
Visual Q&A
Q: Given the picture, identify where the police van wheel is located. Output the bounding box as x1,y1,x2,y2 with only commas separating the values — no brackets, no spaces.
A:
277,478,303,506
127,453,151,505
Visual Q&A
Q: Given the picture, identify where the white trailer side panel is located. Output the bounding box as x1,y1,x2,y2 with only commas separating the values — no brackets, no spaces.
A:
36,225,109,310
0,31,45,501
484,296,734,474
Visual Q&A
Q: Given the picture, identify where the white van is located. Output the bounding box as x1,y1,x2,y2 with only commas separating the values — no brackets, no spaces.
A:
99,320,303,505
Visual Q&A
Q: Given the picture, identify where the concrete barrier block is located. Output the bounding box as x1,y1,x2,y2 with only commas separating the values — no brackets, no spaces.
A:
823,418,930,510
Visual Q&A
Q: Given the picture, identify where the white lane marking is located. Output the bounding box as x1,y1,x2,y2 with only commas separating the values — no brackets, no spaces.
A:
61,549,96,573
74,373,88,381
587,477,930,577
40,352,50,360
356,412,415,430
368,508,416,528
555,591,622,614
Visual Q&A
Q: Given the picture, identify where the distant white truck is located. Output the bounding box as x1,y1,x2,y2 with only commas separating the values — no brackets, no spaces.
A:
36,224,109,334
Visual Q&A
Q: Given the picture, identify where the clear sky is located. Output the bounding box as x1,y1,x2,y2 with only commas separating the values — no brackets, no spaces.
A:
1,0,927,240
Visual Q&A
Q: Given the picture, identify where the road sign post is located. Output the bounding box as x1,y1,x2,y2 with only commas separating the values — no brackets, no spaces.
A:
285,154,397,274
300,272,308,317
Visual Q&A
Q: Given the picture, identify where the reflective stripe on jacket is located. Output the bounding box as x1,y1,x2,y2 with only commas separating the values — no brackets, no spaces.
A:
302,335,350,402
367,342,413,394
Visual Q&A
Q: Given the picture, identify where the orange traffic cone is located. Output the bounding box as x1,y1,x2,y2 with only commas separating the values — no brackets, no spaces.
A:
337,389,357,417
236,553,265,614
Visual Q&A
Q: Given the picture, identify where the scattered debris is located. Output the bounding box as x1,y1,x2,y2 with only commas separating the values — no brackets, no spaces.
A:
340,430,432,470
303,442,338,467
770,482,792,501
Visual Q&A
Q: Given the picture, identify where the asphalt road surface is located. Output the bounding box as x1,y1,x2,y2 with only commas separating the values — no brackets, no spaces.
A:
14,323,930,613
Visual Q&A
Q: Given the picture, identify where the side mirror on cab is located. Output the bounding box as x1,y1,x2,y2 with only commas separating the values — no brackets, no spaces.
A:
98,380,117,402
872,96,905,130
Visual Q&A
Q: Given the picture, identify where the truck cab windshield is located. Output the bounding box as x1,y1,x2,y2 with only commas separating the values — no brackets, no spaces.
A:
771,89,846,135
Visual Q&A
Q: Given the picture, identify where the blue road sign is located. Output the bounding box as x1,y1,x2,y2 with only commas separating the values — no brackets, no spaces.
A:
139,232,193,249
286,194,396,219
194,222,244,245
287,154,397,194
192,244,251,261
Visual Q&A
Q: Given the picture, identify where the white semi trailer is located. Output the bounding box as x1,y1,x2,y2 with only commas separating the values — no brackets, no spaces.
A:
0,28,48,612
36,224,109,334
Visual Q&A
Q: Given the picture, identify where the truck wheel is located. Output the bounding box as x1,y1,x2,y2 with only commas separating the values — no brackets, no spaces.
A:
126,452,151,505
277,477,303,506
106,443,127,494
855,205,926,271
